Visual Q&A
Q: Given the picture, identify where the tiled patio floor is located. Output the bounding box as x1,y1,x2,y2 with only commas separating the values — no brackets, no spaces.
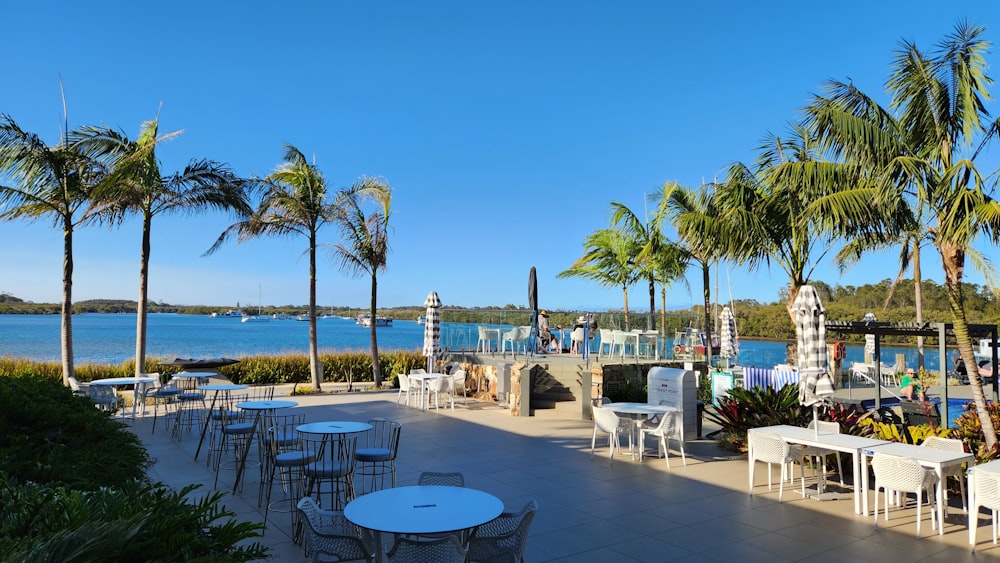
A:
131,388,999,561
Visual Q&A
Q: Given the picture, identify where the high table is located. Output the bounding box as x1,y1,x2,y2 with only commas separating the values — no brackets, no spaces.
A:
345,485,503,563
91,377,156,420
193,383,249,461
297,421,373,510
862,441,973,535
749,425,890,515
603,402,678,460
232,400,298,493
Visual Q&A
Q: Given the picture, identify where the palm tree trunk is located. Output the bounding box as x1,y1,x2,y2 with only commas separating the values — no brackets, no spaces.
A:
647,276,655,331
308,234,322,391
942,242,997,449
702,262,713,366
370,274,382,386
134,214,151,376
913,245,925,370
61,219,74,386
621,285,630,331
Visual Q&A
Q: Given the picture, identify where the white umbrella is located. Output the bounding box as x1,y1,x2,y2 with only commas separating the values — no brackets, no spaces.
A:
719,306,737,359
422,291,442,373
793,285,836,434
863,312,877,362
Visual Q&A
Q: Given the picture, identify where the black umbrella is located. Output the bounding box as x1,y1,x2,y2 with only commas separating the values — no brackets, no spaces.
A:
528,267,538,355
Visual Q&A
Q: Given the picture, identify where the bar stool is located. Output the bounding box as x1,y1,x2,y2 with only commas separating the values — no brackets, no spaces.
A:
354,419,401,495
212,403,258,491
301,432,358,511
261,413,309,530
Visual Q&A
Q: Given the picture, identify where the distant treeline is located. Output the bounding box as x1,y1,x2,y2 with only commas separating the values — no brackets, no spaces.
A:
1,278,997,345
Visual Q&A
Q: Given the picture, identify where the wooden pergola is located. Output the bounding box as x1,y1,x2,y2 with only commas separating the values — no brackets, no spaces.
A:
826,321,999,424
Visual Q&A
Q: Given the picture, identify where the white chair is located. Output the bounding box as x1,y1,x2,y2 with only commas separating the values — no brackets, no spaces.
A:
748,432,806,502
428,375,454,411
970,467,1000,551
476,326,493,353
501,327,529,358
921,436,967,513
89,385,124,414
570,327,585,354
451,369,467,404
801,420,845,488
872,452,938,538
638,411,685,467
396,374,412,406
67,375,90,397
409,369,427,408
591,406,624,465
597,328,613,358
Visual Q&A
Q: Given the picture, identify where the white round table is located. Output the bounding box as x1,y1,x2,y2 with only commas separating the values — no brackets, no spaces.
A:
230,400,298,492
91,377,156,420
602,402,678,460
345,485,503,536
297,421,373,435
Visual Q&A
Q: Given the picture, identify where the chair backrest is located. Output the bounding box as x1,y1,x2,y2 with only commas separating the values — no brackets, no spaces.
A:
974,468,1000,511
807,420,841,434
921,435,965,453
246,384,275,401
417,471,465,487
748,432,792,465
385,535,467,563
296,497,374,562
89,385,117,404
592,397,612,407
398,374,411,391
871,452,936,491
67,375,90,396
429,375,451,392
467,499,538,563
478,325,489,339
571,328,585,343
598,328,612,347
592,406,621,434
363,419,402,457
451,369,466,389
301,432,359,477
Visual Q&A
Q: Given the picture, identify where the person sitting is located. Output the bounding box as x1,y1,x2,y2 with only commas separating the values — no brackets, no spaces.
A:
537,310,559,352
900,368,927,402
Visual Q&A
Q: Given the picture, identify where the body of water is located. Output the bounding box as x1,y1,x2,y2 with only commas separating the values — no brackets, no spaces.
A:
0,313,954,371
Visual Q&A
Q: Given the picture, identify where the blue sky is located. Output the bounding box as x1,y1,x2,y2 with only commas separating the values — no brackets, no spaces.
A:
1,2,998,312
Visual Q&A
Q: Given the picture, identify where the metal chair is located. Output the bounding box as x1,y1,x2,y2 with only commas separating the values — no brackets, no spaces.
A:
872,452,938,538
211,396,257,491
141,379,180,433
301,432,358,510
296,497,375,563
417,471,465,487
354,419,401,495
748,432,806,502
467,499,538,563
384,535,467,563
262,413,310,529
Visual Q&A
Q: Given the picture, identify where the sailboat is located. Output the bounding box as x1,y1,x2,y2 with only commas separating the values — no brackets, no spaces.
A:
241,285,270,323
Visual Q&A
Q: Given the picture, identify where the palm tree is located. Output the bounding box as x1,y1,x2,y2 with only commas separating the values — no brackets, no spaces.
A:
559,227,640,329
718,126,838,325
799,22,1000,448
0,109,104,386
205,144,332,391
652,181,733,365
74,116,250,376
609,202,659,331
329,179,392,387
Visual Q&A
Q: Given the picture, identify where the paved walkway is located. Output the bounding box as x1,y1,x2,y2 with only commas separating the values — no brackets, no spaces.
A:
131,386,998,561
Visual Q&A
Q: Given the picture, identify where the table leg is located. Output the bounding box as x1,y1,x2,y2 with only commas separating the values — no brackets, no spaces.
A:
194,391,223,461
969,470,977,549
851,451,862,514
233,411,263,494
861,452,870,516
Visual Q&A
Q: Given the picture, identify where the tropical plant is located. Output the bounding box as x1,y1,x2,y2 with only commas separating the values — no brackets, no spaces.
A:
73,115,250,376
652,181,735,363
559,226,641,329
0,106,104,386
205,144,334,391
800,22,1000,448
330,180,393,387
704,384,811,452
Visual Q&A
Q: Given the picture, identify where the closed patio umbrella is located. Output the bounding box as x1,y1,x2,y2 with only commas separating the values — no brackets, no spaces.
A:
423,291,442,373
719,306,737,360
528,267,538,356
793,285,835,432
863,312,877,362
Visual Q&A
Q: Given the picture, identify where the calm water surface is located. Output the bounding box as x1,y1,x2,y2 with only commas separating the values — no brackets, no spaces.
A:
0,313,948,369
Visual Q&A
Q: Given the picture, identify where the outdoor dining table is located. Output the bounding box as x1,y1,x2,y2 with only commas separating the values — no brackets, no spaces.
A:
603,402,678,460
749,424,890,515
91,376,156,420
193,383,249,461
344,485,503,563
231,400,297,493
862,440,974,535
408,372,448,410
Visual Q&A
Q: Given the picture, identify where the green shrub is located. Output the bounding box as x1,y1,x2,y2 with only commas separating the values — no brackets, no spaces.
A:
0,478,266,562
0,375,149,490
704,384,811,452
952,401,1000,464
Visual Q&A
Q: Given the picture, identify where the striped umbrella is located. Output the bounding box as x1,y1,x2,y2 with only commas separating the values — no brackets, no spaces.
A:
793,285,835,409
719,306,737,359
863,312,877,361
422,291,442,373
